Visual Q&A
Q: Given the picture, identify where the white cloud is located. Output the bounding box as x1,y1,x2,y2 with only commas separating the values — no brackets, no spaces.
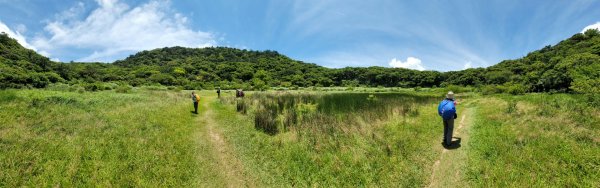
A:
32,0,217,62
389,57,425,71
581,22,600,33
0,21,38,51
463,61,472,70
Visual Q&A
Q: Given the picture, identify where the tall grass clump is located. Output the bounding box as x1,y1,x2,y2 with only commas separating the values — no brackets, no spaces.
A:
244,92,438,135
505,99,518,114
236,98,248,114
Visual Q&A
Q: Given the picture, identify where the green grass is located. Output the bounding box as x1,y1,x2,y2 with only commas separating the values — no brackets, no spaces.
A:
467,94,600,187
1,89,598,187
212,92,446,186
0,89,223,187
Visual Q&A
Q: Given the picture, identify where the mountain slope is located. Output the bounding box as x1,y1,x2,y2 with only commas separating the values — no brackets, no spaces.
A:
0,33,63,88
0,29,599,93
443,29,600,92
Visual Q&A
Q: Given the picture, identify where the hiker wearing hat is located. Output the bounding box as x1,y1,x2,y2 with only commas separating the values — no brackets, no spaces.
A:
437,91,458,147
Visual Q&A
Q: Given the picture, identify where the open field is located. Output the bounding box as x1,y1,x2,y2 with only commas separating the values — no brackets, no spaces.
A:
0,88,598,187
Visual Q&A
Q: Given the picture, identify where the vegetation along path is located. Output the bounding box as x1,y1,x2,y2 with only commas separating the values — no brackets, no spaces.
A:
198,96,255,187
428,102,476,188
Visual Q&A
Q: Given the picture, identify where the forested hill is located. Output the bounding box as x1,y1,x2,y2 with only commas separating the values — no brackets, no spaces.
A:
1,29,599,94
114,46,294,67
0,33,63,88
441,29,600,93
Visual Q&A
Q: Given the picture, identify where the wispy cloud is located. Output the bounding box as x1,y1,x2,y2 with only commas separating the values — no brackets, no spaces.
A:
31,0,217,62
280,0,493,70
389,57,425,71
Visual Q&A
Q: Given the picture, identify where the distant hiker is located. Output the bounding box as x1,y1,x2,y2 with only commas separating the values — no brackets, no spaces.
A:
438,91,457,147
191,91,200,114
217,87,221,98
236,89,245,98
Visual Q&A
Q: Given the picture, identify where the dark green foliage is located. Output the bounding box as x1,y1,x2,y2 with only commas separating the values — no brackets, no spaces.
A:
1,30,600,94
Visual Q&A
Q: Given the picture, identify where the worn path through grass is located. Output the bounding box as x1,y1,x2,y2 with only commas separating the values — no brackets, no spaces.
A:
197,95,255,187
428,101,476,188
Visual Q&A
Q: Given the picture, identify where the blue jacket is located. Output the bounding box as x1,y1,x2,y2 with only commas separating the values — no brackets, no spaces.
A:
438,99,456,120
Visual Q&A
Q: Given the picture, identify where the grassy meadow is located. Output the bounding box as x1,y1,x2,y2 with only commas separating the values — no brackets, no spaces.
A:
0,89,225,187
0,88,598,187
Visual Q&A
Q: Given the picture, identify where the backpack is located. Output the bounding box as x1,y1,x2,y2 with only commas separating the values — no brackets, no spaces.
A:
438,99,456,120
194,94,200,101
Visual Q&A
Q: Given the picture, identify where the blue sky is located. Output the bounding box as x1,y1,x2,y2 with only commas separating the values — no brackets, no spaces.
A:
1,0,599,71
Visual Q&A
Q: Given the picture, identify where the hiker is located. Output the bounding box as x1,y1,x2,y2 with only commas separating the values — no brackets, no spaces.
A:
438,91,458,147
217,87,221,98
191,91,199,114
236,89,245,98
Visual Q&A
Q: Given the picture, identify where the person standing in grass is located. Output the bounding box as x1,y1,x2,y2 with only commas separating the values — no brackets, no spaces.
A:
236,89,245,98
217,87,221,98
191,91,200,114
438,91,457,147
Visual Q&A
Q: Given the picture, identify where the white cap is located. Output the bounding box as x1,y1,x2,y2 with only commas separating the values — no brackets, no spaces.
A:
446,91,454,99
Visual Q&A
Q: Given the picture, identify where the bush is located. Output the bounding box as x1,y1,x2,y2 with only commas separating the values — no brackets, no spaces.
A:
445,85,472,93
47,83,71,91
506,100,518,114
115,85,133,93
481,85,498,95
505,83,528,95
141,85,167,91
167,86,183,92
82,83,104,92
481,85,503,95
103,82,118,90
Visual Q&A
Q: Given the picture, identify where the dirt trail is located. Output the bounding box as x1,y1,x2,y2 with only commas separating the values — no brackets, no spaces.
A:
200,99,254,188
427,106,475,188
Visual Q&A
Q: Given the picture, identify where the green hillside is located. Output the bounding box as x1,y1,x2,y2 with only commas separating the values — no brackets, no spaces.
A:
0,33,62,88
444,29,600,93
1,29,599,93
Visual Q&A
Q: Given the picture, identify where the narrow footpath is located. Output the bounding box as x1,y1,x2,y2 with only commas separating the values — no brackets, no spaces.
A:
427,105,476,188
198,97,255,187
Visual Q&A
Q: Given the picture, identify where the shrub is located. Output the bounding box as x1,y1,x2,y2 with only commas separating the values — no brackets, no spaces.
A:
47,83,71,91
167,86,183,92
506,100,518,114
82,83,104,92
115,85,133,93
505,83,528,95
103,83,118,90
141,85,167,91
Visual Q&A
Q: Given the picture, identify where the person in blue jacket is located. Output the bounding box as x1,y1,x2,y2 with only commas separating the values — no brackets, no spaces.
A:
438,91,457,147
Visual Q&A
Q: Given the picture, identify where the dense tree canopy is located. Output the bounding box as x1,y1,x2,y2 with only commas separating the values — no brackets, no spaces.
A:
1,29,599,93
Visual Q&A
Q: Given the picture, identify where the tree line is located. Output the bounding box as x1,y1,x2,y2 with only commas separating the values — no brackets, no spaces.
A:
1,29,599,95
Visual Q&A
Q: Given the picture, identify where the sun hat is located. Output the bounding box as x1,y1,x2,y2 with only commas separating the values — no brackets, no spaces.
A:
446,91,454,99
